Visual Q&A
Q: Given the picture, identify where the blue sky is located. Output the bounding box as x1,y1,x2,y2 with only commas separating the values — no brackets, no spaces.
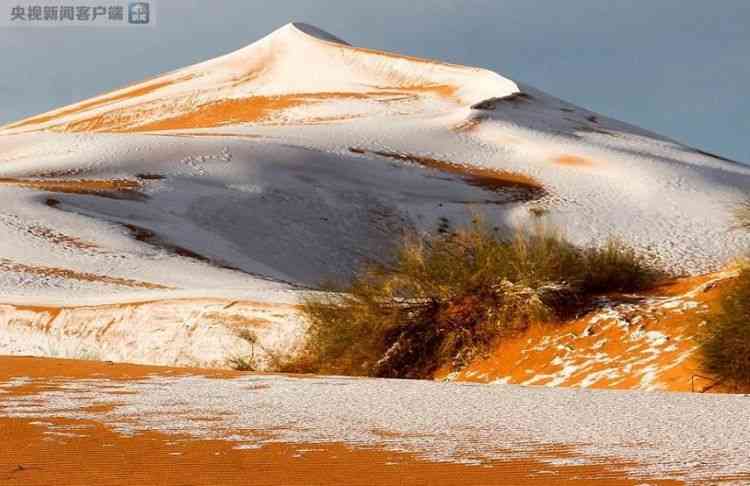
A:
1,0,748,162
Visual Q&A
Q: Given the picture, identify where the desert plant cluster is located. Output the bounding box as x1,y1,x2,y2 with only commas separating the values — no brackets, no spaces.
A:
697,200,750,391
700,266,750,390
294,220,662,378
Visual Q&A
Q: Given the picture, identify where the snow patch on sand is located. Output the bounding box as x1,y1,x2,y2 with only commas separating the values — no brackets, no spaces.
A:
2,373,749,483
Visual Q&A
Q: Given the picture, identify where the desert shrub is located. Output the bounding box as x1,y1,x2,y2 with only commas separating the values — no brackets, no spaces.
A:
298,220,662,378
700,267,750,389
227,355,257,371
226,329,259,371
581,239,661,294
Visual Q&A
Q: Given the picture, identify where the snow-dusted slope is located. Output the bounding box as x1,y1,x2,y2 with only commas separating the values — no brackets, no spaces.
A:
1,22,749,366
3,359,750,484
1,22,518,133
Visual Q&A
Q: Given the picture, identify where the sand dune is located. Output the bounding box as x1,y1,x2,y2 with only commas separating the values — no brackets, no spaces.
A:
1,22,749,385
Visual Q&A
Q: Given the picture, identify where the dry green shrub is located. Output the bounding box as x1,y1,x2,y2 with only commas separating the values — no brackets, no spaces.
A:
227,329,259,371
696,199,750,390
581,239,661,294
700,266,750,390
297,220,662,378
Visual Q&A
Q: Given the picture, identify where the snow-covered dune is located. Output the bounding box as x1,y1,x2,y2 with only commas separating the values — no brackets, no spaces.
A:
1,22,518,133
1,22,749,368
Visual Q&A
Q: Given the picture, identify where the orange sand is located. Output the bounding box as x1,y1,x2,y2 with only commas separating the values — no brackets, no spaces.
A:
0,178,144,199
0,258,170,290
554,155,594,167
49,87,455,133
0,356,682,486
2,77,187,131
439,273,734,392
351,148,544,196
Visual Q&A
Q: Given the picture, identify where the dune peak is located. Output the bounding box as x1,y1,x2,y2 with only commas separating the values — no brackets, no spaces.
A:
284,22,350,46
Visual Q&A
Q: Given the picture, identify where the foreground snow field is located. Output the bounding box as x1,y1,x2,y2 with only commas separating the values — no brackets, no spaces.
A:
0,357,748,485
1,22,749,369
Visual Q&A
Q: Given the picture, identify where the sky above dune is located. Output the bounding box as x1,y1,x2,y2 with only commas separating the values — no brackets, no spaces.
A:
1,0,748,162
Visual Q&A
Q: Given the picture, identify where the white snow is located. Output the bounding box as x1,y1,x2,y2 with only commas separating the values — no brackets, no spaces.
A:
0,300,304,369
2,373,749,483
